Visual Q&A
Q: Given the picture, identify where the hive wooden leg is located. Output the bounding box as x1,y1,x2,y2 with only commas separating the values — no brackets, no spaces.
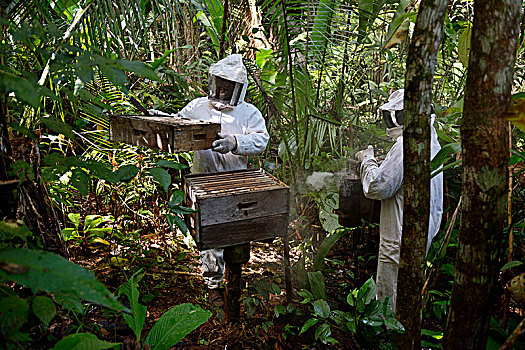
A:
223,243,250,322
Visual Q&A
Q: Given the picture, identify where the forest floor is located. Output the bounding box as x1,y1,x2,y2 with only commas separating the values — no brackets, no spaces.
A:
35,217,524,350
47,215,382,349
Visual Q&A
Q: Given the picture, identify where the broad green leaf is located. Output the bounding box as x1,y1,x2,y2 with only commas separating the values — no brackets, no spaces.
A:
299,317,318,335
364,299,382,318
500,260,523,271
313,227,348,271
149,167,171,192
51,333,120,350
83,160,114,181
313,299,330,318
33,295,56,327
144,303,211,350
307,271,327,300
357,277,376,305
157,160,188,170
171,205,198,214
346,293,354,307
118,59,160,81
384,0,411,42
0,221,32,240
346,319,357,333
166,214,188,234
98,62,129,93
381,296,394,316
60,228,75,241
67,213,81,229
297,289,314,303
0,248,126,312
40,116,75,139
112,165,139,182
357,0,387,43
314,323,332,343
362,316,383,327
255,49,273,68
385,316,405,333
0,295,29,338
458,25,472,68
71,168,91,196
274,305,287,318
169,190,185,207
91,237,110,245
0,70,58,108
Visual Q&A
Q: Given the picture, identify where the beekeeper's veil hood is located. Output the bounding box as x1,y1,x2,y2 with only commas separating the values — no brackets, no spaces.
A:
208,54,248,107
379,88,436,140
380,89,404,128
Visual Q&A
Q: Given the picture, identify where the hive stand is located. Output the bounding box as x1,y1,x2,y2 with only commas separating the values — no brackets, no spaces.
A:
183,169,291,322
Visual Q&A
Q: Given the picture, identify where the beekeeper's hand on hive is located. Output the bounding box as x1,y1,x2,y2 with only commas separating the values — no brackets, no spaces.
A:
355,145,374,164
355,88,443,311
178,54,269,308
212,133,237,154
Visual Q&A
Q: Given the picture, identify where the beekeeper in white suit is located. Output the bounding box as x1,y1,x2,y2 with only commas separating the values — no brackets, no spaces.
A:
178,54,269,307
355,89,443,310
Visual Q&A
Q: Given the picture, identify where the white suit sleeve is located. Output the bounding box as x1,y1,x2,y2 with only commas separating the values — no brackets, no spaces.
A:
178,99,197,118
233,108,269,156
360,139,404,200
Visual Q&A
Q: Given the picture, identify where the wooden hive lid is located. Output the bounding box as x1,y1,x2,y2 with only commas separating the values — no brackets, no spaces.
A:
114,115,219,126
185,169,287,198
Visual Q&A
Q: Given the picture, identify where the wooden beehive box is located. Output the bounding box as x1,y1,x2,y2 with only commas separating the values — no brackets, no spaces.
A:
109,115,221,153
183,169,289,250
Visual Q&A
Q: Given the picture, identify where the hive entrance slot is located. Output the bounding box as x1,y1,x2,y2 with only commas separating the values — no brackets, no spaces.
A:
237,201,257,210
193,133,207,141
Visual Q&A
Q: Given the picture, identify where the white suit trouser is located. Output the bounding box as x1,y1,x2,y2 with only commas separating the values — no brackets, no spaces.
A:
376,233,401,311
200,249,225,289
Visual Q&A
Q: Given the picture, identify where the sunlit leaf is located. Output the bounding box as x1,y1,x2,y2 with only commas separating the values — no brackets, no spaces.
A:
144,303,211,350
149,167,171,192
299,317,318,335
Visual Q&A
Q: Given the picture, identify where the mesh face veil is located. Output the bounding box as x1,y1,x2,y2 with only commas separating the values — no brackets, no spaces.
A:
207,54,248,107
208,75,244,106
382,109,404,128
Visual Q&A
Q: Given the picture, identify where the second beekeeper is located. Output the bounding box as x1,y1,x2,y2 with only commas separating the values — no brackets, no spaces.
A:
355,89,443,310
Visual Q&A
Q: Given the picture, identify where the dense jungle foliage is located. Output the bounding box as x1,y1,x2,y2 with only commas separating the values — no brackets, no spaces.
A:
0,0,524,349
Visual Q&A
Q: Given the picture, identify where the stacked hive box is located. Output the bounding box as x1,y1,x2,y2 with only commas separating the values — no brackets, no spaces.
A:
109,115,220,152
183,169,289,250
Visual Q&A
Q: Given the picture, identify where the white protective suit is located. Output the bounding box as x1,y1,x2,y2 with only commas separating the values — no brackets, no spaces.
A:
359,89,443,309
179,54,269,289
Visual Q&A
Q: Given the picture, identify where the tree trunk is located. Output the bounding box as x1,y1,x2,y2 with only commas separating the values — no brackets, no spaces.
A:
442,1,520,349
11,137,69,258
397,0,448,348
0,13,16,220
0,94,16,220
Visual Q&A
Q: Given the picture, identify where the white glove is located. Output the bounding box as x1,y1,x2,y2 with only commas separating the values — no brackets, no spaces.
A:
355,145,374,163
147,109,176,117
212,133,237,154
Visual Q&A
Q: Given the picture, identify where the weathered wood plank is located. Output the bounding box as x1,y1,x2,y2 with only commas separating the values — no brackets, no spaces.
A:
199,213,288,249
198,187,288,226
